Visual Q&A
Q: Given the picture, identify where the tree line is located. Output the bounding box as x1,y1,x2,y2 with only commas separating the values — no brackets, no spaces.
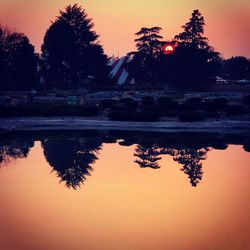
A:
0,4,249,91
1,130,250,188
0,133,211,188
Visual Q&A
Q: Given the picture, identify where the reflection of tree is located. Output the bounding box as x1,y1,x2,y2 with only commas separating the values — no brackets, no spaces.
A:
174,148,209,187
0,140,34,165
42,137,102,189
134,144,171,169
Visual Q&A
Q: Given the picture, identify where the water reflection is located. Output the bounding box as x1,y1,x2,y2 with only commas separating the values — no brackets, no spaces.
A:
134,144,165,169
174,148,209,187
0,131,249,189
0,138,34,164
42,137,102,189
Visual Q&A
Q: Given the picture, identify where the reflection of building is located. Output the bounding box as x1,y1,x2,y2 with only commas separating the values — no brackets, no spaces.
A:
109,56,135,85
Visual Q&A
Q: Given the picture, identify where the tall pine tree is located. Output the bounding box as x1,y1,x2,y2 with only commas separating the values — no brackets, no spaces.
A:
175,9,208,49
170,10,221,88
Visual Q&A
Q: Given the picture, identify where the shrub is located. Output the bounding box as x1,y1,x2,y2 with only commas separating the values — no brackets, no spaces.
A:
186,97,203,104
141,104,159,112
119,97,138,109
157,96,173,105
119,97,135,104
178,102,201,112
243,95,250,106
178,111,206,122
78,105,100,116
100,99,118,108
0,104,100,117
202,98,228,111
157,96,179,110
108,110,160,122
224,105,246,116
141,96,155,106
212,98,228,107
110,103,127,111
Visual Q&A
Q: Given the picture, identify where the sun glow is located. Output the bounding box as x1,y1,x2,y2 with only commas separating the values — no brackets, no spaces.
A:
165,45,174,52
163,44,176,54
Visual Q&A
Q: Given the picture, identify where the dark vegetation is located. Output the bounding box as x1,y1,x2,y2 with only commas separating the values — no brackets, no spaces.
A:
0,28,37,91
127,10,250,89
244,95,250,106
1,130,250,188
0,6,249,123
0,103,99,117
1,94,250,121
108,110,160,122
0,6,249,92
40,4,111,89
101,95,249,122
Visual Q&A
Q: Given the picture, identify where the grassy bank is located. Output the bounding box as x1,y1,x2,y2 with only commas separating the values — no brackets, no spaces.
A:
1,95,250,122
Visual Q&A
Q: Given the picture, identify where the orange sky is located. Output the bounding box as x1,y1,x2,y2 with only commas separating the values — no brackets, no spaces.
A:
0,0,250,58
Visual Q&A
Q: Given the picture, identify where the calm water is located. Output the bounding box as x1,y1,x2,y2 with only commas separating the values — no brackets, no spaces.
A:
0,131,250,250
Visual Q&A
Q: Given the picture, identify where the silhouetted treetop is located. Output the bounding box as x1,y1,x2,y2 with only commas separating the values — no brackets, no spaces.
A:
127,26,163,84
57,4,99,46
224,56,250,80
42,137,102,189
0,26,37,91
134,144,167,169
0,139,34,165
174,148,209,187
135,26,163,58
175,9,208,49
41,4,111,89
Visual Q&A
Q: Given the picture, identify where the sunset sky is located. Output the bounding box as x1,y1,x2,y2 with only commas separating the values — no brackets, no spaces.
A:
0,0,249,58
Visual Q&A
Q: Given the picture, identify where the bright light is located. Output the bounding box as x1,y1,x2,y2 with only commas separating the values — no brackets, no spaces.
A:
163,43,176,54
165,45,174,52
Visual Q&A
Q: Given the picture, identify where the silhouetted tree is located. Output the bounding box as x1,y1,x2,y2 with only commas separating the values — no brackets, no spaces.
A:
0,139,34,165
0,28,7,87
224,56,250,80
174,148,209,187
168,10,221,88
134,144,168,169
42,137,102,189
41,4,111,89
128,27,163,83
175,10,208,49
0,27,37,91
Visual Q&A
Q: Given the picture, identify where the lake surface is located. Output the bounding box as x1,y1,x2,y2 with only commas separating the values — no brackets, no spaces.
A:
0,130,250,250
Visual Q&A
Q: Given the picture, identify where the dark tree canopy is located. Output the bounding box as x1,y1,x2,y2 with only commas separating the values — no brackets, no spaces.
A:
134,144,163,169
127,10,221,88
41,4,111,89
128,27,163,84
135,27,163,58
0,139,34,165
0,27,37,91
174,148,209,187
224,56,250,80
168,9,221,88
175,9,208,49
42,137,102,189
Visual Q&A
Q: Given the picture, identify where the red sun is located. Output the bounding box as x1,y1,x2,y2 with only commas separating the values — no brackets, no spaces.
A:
163,43,176,54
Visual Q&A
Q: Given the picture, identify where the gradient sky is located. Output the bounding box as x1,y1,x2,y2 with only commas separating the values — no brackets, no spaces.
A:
0,0,250,58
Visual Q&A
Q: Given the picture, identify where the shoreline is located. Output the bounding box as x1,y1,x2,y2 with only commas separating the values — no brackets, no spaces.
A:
1,117,250,133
